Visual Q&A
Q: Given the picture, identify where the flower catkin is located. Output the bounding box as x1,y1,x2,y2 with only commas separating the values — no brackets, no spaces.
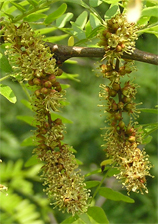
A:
98,14,152,194
4,22,90,215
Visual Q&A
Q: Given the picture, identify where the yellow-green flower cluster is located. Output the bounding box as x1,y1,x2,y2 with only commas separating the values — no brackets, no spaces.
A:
4,22,90,215
98,13,138,60
98,14,152,194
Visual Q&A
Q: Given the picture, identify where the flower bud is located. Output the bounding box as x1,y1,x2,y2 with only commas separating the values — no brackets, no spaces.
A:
118,102,124,110
48,74,56,84
33,78,41,85
44,81,52,88
112,82,120,91
28,79,34,86
41,87,49,95
128,136,136,142
119,120,125,129
109,89,117,97
56,68,63,76
114,112,122,120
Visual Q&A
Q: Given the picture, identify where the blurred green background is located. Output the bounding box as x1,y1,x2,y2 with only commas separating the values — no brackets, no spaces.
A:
0,1,158,224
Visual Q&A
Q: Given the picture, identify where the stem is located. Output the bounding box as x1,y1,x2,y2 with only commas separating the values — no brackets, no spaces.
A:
0,75,11,82
90,171,108,204
20,82,31,100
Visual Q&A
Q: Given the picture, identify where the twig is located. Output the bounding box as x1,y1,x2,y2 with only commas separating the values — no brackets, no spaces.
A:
45,42,158,65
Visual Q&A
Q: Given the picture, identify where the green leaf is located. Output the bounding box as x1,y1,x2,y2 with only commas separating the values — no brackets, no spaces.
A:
142,135,153,144
90,13,101,28
43,34,68,42
87,25,103,39
57,72,80,82
0,50,13,73
26,0,38,7
51,113,73,124
103,0,119,4
24,13,46,22
105,5,119,19
146,0,158,4
85,20,92,37
21,99,32,110
106,167,120,177
87,206,109,224
70,22,86,40
99,187,135,203
75,11,88,30
79,214,91,224
85,168,101,177
56,12,73,28
89,0,102,7
85,180,100,188
16,115,36,127
138,24,158,37
141,6,158,18
25,155,41,167
0,84,17,103
44,3,67,25
64,0,85,6
21,136,37,146
10,2,26,13
60,215,79,224
35,27,57,35
140,108,158,114
142,123,158,138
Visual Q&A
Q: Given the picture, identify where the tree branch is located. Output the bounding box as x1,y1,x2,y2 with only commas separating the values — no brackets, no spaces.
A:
45,42,158,65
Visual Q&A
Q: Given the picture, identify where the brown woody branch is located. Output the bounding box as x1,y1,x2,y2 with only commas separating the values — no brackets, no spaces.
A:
45,42,158,65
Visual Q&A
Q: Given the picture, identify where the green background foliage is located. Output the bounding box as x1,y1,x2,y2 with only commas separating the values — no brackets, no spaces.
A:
0,0,158,223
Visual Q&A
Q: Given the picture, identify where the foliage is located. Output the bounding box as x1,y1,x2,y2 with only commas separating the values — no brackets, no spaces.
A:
0,0,158,223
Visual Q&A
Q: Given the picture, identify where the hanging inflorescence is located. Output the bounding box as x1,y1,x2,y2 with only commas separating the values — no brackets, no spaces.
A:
4,22,90,215
98,14,153,194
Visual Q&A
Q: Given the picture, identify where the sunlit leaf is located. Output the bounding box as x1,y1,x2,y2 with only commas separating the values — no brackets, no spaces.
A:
138,24,158,37
24,13,46,22
0,84,17,103
44,3,67,25
35,27,57,35
141,6,158,17
103,0,119,4
90,13,101,28
26,0,38,7
56,12,73,28
43,34,68,42
75,11,88,29
68,36,74,46
70,22,86,40
85,20,92,37
89,0,102,7
10,2,25,12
